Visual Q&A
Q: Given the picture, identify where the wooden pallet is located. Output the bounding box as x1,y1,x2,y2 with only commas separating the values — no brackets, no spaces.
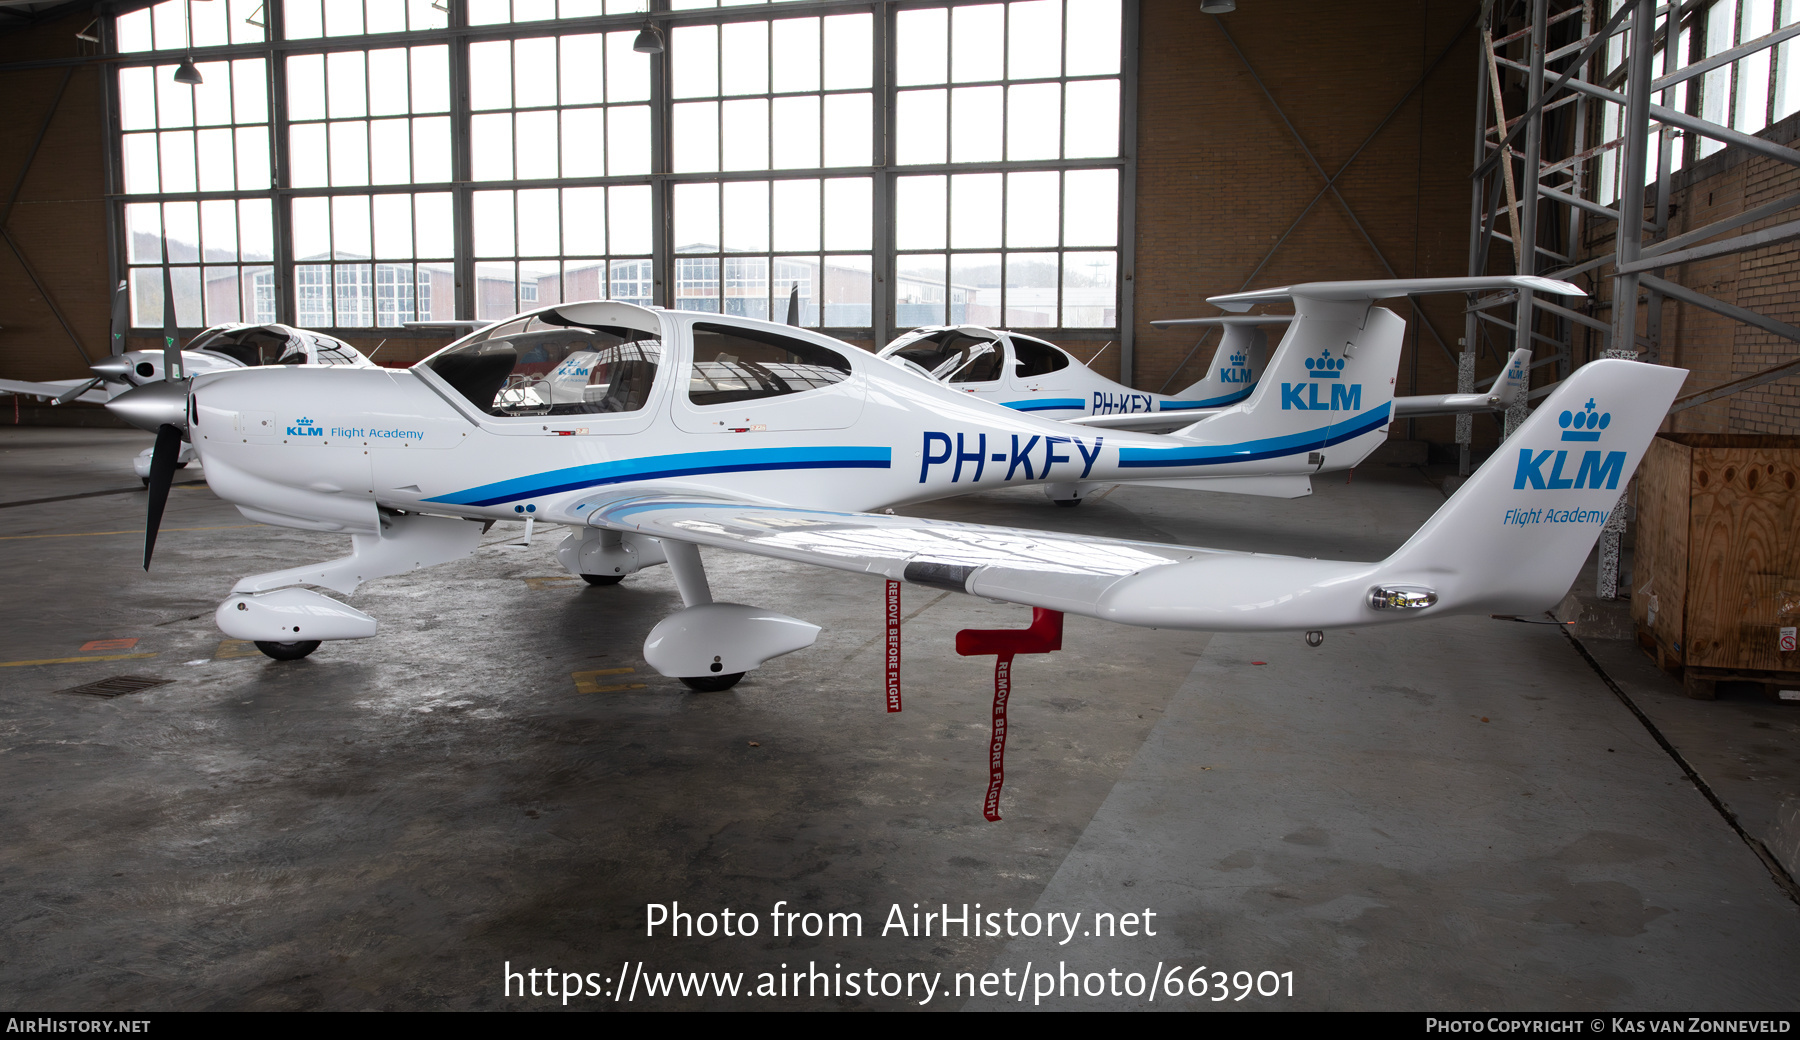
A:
1680,664,1800,702
1638,626,1800,701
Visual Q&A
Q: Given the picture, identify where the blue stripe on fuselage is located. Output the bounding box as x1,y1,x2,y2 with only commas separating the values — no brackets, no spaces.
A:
425,445,893,506
1159,385,1254,410
1117,404,1392,468
1000,398,1086,412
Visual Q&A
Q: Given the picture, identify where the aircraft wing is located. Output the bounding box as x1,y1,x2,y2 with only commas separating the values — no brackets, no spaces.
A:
578,489,1342,623
0,377,106,403
572,354,1686,632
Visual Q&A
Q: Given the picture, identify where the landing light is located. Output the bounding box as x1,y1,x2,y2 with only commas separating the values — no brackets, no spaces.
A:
1368,585,1437,610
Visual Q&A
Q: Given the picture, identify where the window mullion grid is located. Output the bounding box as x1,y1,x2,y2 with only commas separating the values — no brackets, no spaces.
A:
871,0,889,346
651,0,670,308
452,0,477,323
271,0,297,325
1118,0,1138,368
102,13,126,339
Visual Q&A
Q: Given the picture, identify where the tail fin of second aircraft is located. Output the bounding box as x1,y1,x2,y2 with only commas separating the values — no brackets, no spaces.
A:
1167,277,1585,472
1164,320,1279,408
1167,296,1406,469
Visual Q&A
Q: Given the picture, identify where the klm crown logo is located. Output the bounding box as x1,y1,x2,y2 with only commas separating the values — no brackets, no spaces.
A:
286,416,324,437
1304,350,1344,379
1282,349,1360,412
1229,351,1247,367
1559,398,1610,442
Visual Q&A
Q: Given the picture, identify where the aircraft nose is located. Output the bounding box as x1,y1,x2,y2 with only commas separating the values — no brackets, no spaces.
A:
106,380,189,433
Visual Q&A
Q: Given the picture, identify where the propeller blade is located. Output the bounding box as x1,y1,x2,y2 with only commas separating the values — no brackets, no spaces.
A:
110,279,129,357
786,283,800,326
160,265,183,381
52,377,103,405
143,423,183,570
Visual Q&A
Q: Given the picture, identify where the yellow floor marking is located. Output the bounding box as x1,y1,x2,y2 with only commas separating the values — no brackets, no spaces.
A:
0,524,260,541
573,666,638,693
0,652,158,668
213,639,263,660
523,576,583,590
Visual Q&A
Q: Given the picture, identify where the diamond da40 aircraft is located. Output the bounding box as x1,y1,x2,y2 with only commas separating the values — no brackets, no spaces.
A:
106,274,1682,691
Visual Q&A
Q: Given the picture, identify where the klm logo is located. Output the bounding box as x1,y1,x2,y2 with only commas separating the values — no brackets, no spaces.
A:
1220,351,1251,384
1515,400,1624,489
286,416,323,437
1559,398,1609,441
1281,350,1359,411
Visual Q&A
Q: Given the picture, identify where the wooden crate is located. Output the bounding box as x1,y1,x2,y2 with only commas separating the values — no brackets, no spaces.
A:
1632,433,1800,700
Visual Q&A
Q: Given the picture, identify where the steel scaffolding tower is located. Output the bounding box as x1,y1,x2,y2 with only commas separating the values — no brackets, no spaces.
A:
1465,0,1800,599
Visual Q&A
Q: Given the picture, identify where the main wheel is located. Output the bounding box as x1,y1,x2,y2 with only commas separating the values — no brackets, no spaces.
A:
1053,498,1082,508
680,672,744,692
255,640,321,661
581,573,625,586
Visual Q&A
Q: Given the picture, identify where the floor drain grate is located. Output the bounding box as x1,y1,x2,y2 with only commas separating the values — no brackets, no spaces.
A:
59,675,173,699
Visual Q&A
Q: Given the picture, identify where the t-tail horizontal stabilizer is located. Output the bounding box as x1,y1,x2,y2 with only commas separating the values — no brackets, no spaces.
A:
1392,347,1533,418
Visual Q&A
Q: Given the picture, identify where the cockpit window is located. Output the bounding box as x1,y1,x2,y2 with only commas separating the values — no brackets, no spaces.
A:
425,311,662,417
893,331,1003,383
689,323,851,405
1011,335,1071,377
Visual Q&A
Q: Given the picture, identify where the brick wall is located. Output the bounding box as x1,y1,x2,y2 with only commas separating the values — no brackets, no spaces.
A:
0,12,115,383
1132,0,1485,447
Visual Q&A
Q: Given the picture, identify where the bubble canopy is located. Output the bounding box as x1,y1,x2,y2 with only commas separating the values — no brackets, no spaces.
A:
420,302,664,418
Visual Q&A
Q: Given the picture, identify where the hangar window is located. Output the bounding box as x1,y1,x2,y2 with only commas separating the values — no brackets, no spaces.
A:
891,0,1122,331
425,311,663,416
108,0,1131,352
688,323,851,404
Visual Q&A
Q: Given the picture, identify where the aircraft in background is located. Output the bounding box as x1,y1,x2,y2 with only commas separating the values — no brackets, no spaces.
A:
876,319,1284,420
877,319,1535,444
0,281,374,481
102,275,1677,702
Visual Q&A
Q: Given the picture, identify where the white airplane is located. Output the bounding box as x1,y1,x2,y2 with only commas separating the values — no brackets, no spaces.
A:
878,320,1533,437
105,276,1681,702
0,281,374,481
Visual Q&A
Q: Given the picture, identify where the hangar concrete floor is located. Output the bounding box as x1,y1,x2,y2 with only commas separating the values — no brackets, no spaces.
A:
0,425,1796,1011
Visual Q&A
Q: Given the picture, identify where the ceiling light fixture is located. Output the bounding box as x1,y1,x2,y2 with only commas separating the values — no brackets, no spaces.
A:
633,23,664,54
172,0,202,86
1200,0,1236,12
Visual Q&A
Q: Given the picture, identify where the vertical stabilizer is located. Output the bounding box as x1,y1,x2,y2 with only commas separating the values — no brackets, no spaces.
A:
1169,298,1405,470
1166,322,1276,407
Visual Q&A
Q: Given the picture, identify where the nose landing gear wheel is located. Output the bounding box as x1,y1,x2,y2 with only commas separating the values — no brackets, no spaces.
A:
581,573,625,586
254,640,322,661
679,672,744,692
